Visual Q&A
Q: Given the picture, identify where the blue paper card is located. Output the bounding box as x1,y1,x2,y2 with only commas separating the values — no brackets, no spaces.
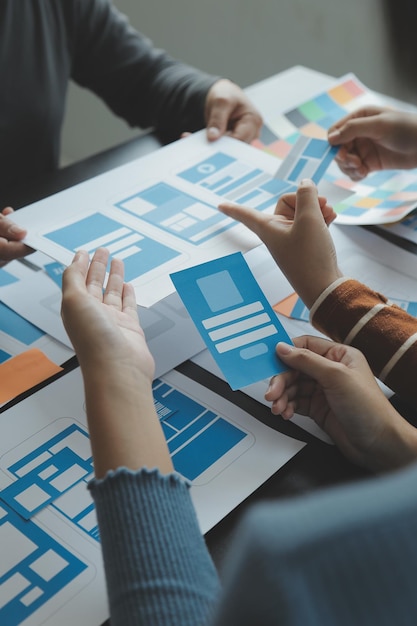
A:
170,252,292,389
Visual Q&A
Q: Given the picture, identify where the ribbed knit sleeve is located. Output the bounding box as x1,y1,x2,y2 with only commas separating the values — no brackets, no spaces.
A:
310,278,417,405
89,468,220,626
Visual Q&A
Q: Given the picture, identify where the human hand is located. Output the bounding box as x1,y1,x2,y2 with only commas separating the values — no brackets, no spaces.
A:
328,106,417,180
0,206,33,265
267,336,417,472
61,249,173,477
219,179,341,309
204,78,263,143
61,248,154,383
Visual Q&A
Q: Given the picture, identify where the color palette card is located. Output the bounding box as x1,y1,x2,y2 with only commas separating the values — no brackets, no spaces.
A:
170,252,292,390
274,135,339,185
268,73,417,225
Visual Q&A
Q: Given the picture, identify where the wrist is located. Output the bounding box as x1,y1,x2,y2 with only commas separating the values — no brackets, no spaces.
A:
366,412,417,473
301,269,344,311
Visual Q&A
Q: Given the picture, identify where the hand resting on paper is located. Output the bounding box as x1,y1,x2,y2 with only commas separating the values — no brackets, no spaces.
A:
0,206,33,265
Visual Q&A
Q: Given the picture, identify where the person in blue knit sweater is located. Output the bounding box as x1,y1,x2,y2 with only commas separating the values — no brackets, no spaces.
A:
60,243,417,626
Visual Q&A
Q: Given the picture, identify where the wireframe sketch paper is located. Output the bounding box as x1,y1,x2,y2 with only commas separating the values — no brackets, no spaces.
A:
11,131,336,308
170,252,293,389
0,365,304,625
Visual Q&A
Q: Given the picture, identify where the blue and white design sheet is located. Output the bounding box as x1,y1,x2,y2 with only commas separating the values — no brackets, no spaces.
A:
0,364,304,624
170,252,293,389
13,132,336,307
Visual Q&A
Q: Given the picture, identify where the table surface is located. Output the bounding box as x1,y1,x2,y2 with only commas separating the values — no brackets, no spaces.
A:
7,66,416,577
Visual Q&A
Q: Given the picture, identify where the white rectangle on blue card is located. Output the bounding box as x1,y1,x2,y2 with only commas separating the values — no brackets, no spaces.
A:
170,252,292,389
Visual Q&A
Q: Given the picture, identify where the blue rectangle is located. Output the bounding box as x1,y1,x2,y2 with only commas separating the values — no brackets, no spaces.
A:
0,268,18,287
158,389,205,430
315,93,338,113
302,138,328,159
287,157,308,183
291,297,309,321
260,179,294,195
168,412,216,453
0,502,87,626
0,349,10,362
178,153,236,183
46,213,120,249
172,418,247,480
197,270,243,312
311,146,339,183
170,252,292,390
139,182,182,206
0,302,44,344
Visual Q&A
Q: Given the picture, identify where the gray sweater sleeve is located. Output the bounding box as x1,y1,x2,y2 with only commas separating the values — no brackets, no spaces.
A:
212,462,417,626
67,0,219,141
89,468,220,626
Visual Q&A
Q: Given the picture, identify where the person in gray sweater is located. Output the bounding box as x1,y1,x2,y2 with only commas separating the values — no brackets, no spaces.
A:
0,0,261,263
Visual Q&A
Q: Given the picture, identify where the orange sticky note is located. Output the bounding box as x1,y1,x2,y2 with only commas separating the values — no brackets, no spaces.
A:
273,292,300,318
0,349,63,404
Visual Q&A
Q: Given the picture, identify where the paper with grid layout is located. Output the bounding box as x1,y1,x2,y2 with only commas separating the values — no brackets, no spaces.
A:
263,73,417,225
0,366,304,625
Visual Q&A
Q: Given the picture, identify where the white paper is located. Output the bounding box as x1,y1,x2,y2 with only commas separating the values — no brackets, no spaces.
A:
12,132,291,307
0,366,304,624
1,269,205,378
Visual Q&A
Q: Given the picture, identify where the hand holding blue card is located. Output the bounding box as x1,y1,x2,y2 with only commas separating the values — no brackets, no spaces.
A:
170,252,293,390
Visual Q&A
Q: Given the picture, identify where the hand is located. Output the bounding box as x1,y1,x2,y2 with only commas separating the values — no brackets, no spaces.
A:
219,179,341,309
61,248,173,477
61,248,154,380
204,78,263,143
328,106,417,180
0,206,33,265
267,336,417,472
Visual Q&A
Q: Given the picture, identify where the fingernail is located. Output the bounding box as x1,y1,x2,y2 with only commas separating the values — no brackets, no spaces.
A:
207,126,221,140
299,178,314,187
328,130,340,141
277,342,293,355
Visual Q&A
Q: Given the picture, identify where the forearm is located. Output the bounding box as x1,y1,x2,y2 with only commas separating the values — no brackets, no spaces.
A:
82,366,173,478
70,0,218,139
310,278,417,405
89,468,221,626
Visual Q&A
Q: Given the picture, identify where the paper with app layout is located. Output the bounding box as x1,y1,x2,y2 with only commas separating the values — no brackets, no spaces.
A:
170,252,293,390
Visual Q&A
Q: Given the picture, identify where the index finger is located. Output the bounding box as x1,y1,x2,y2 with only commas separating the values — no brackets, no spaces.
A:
218,201,269,237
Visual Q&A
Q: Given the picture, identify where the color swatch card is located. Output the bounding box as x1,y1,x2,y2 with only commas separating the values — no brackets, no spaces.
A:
274,135,338,185
170,252,292,390
267,73,417,225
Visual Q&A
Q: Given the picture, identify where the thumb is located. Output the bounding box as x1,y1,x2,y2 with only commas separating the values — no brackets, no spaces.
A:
206,99,234,141
294,179,323,224
276,341,336,387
